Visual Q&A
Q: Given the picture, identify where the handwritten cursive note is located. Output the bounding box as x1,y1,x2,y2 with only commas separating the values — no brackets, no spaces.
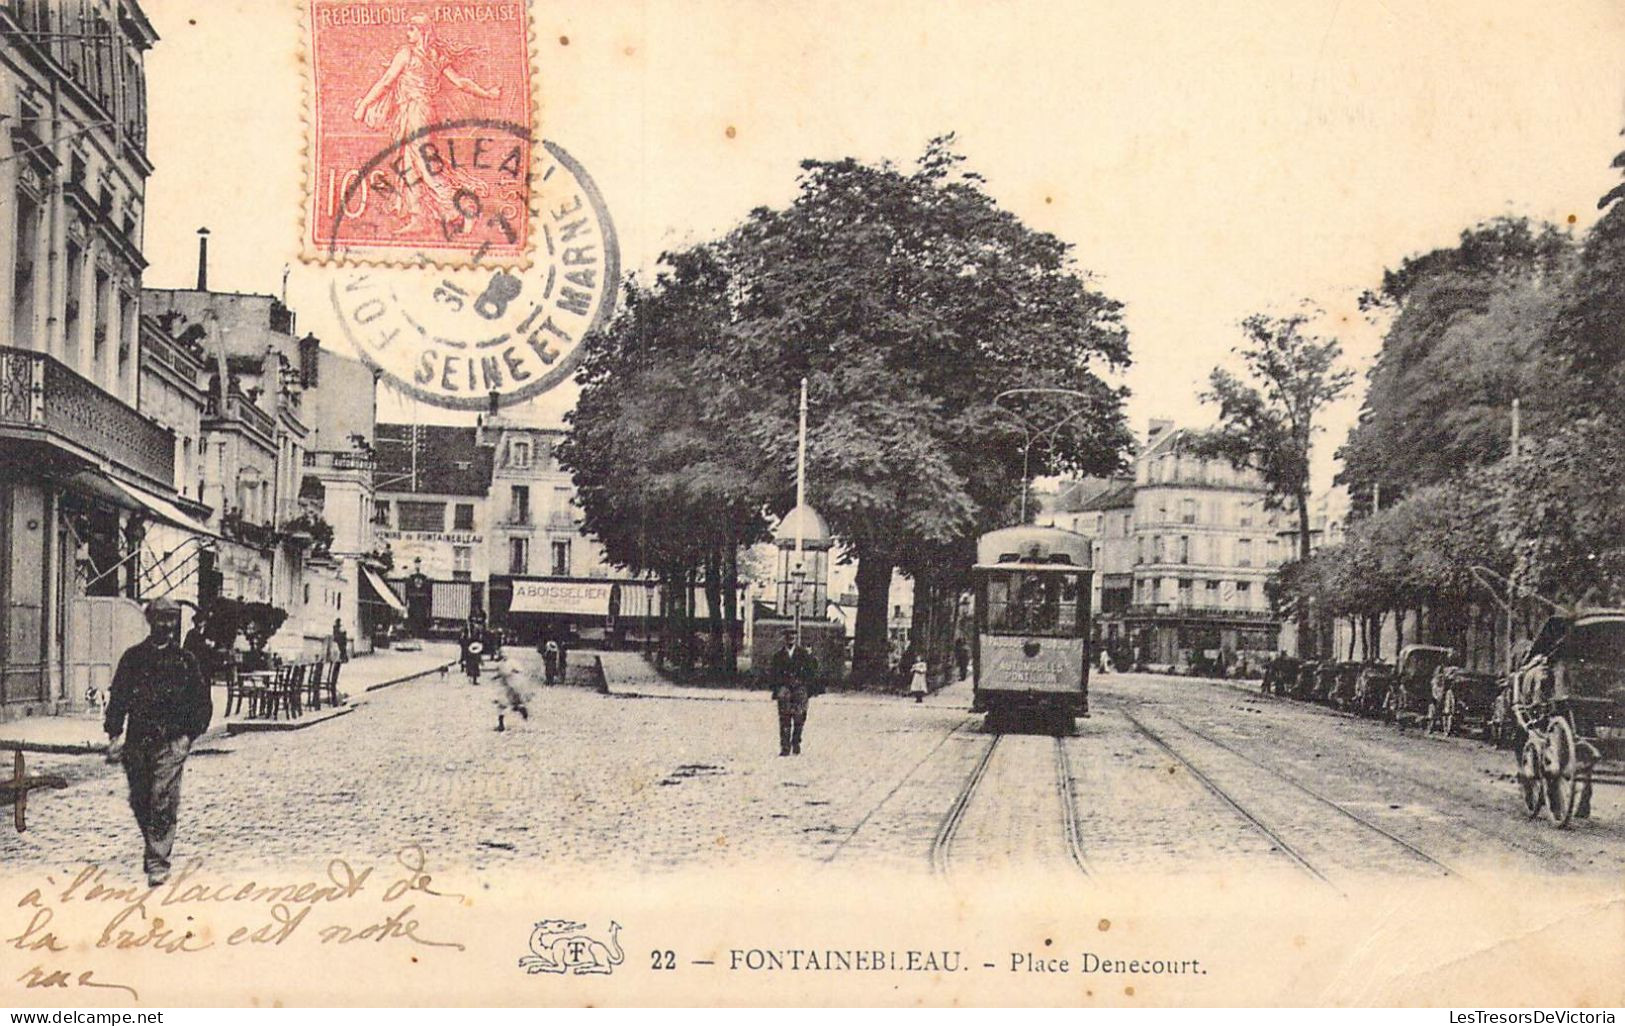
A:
5,846,467,1004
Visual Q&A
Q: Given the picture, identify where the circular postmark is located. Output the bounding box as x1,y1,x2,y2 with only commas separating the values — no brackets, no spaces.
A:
327,120,618,411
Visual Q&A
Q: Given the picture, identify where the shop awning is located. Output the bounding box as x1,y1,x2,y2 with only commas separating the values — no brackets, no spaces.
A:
106,476,220,539
359,565,408,615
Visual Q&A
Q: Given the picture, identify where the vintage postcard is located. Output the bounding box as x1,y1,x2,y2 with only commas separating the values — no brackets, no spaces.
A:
2,0,1624,1011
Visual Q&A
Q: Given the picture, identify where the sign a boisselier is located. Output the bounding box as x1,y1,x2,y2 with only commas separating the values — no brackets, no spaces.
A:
509,580,612,615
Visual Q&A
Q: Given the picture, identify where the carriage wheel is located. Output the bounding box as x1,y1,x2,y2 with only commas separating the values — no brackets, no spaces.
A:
1518,738,1545,817
1441,690,1457,738
1543,716,1579,828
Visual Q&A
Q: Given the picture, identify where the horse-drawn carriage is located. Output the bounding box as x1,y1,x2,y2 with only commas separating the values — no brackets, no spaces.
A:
1512,609,1625,827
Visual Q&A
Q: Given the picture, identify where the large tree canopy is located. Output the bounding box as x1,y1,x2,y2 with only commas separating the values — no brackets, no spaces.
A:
1338,217,1577,509
562,136,1135,682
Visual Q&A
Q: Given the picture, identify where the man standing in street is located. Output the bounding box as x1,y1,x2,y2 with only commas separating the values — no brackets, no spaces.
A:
104,598,212,887
770,635,818,756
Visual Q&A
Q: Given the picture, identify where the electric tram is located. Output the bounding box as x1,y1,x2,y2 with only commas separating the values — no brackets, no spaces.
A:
971,525,1094,730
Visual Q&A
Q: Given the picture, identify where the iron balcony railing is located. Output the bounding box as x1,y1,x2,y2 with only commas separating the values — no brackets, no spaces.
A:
204,388,275,437
0,345,174,487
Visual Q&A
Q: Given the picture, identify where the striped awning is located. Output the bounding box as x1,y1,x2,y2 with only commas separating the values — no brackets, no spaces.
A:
431,581,472,621
359,565,407,615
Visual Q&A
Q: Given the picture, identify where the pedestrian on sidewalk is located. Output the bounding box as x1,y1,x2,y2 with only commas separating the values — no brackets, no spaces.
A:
954,638,970,682
910,656,929,703
542,638,561,685
459,618,486,685
770,636,818,756
104,598,212,888
331,618,350,663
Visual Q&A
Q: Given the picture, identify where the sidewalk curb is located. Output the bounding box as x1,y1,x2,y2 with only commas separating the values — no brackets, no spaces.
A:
227,705,356,735
363,660,456,693
0,659,455,757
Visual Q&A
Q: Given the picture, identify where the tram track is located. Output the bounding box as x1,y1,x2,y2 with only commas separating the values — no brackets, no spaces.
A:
1155,709,1461,879
1120,709,1336,889
930,731,1091,878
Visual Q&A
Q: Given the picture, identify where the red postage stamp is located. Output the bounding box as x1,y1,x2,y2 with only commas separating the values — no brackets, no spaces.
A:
303,1,537,265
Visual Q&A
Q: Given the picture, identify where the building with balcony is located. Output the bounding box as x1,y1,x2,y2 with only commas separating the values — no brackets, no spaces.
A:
372,423,492,634
145,277,379,658
134,310,218,611
0,0,203,720
1123,419,1282,672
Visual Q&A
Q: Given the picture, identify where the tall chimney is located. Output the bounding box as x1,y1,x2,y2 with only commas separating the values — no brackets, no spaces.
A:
196,227,210,291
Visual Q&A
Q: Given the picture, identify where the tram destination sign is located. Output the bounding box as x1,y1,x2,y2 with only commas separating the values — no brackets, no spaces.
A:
979,635,1085,693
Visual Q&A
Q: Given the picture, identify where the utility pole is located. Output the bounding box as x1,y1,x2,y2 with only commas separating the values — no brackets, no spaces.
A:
792,377,808,647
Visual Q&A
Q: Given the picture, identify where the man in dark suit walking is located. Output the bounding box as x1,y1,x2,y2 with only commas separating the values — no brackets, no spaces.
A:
770,637,818,756
104,598,213,887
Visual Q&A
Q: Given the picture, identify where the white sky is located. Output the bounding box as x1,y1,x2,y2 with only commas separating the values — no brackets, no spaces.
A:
140,0,1625,493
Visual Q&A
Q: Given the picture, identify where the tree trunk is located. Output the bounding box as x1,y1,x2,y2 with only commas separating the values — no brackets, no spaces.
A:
723,539,739,675
852,555,894,685
1295,488,1315,659
704,547,723,671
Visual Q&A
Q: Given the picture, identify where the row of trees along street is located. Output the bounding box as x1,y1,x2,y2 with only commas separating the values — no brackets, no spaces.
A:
1264,148,1625,662
558,137,1135,684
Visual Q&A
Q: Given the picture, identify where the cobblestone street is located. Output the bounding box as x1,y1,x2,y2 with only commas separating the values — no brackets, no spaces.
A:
3,650,1622,883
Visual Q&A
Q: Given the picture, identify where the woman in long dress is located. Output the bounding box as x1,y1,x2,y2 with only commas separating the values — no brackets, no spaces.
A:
352,15,503,232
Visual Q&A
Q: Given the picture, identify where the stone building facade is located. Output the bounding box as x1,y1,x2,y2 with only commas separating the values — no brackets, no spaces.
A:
0,0,186,720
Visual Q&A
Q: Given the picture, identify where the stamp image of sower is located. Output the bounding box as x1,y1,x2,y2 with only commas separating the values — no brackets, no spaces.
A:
303,0,536,265
329,131,618,409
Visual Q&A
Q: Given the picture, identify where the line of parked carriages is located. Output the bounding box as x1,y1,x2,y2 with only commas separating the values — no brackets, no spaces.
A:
1261,644,1517,747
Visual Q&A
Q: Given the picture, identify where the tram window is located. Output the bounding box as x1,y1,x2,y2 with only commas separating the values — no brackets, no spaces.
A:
984,570,1080,637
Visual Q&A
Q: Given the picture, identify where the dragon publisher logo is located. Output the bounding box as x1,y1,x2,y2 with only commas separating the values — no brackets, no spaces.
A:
519,918,625,976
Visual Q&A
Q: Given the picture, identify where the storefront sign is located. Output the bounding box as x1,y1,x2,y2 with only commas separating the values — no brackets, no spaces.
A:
509,579,613,616
377,530,483,544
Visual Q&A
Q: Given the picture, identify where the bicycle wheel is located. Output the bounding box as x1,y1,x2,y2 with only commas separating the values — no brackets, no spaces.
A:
1544,716,1579,828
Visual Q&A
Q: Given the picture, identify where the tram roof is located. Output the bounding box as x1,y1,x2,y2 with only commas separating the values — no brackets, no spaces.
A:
974,526,1093,571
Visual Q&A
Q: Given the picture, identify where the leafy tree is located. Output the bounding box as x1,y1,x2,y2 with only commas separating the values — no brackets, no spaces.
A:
1339,217,1576,509
1545,144,1625,416
1191,309,1353,564
1486,416,1625,607
677,139,1133,682
560,247,770,673
565,138,1133,683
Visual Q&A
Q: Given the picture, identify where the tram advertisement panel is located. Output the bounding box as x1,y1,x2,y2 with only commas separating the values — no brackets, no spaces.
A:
978,634,1085,693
